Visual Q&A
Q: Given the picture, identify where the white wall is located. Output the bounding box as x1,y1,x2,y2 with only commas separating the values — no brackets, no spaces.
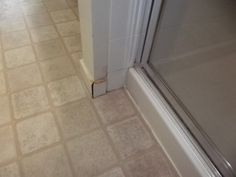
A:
78,0,149,94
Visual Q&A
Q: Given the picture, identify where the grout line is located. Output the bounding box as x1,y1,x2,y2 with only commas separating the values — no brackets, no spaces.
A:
0,30,25,177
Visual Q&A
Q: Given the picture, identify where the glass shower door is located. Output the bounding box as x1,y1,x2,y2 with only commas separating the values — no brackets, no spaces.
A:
142,0,236,176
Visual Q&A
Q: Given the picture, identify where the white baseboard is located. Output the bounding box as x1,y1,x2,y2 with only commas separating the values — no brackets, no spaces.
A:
125,68,220,177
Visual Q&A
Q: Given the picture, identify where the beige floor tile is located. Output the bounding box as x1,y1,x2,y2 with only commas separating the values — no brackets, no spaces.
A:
124,149,179,177
11,86,50,119
40,55,75,82
0,16,26,33
34,39,66,60
0,52,3,71
0,162,20,177
30,25,59,42
50,9,76,23
107,117,154,159
20,0,42,5
22,3,47,15
4,46,36,69
56,21,80,37
72,7,79,18
0,95,11,126
25,13,52,28
1,30,31,50
63,35,81,53
67,130,118,177
48,76,86,106
7,63,42,92
17,112,60,154
71,52,82,69
0,72,7,95
94,89,136,125
44,0,69,11
56,99,100,139
97,168,125,177
0,126,17,164
22,145,73,177
66,0,77,8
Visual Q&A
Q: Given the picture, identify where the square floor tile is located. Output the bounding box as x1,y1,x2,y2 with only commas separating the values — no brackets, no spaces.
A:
30,25,59,42
50,9,76,23
63,35,81,53
0,71,7,95
124,149,179,177
22,145,73,177
94,89,136,125
34,39,66,60
67,130,117,177
22,3,47,15
44,0,69,11
17,112,60,154
56,21,80,37
48,76,86,106
56,99,100,139
107,117,154,159
4,46,36,69
11,86,50,119
0,95,11,126
25,13,52,28
1,30,31,49
98,168,125,177
0,162,20,177
40,55,75,82
0,16,26,33
0,126,17,164
7,63,42,92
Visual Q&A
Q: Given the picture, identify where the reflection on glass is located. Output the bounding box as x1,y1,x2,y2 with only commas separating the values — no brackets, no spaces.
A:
149,0,236,173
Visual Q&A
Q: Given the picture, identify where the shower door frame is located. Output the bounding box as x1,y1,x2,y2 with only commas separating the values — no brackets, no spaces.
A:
137,0,236,176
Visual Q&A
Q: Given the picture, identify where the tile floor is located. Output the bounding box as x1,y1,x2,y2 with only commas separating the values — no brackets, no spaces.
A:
0,0,179,176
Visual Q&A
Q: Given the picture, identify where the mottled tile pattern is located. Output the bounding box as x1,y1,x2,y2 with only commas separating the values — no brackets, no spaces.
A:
17,112,60,154
0,95,11,125
63,35,82,53
0,126,17,164
0,71,6,95
4,46,36,68
56,99,99,139
30,25,59,42
11,86,50,119
50,9,76,23
94,89,136,124
97,168,126,177
124,149,179,177
22,145,73,177
107,117,155,159
34,39,66,60
7,63,42,92
48,76,86,106
25,13,52,27
0,163,20,177
56,21,80,37
1,30,31,49
67,130,118,177
0,0,179,177
40,55,75,82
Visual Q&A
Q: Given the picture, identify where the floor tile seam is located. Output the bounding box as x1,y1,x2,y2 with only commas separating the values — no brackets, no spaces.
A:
35,4,80,177
0,35,25,177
